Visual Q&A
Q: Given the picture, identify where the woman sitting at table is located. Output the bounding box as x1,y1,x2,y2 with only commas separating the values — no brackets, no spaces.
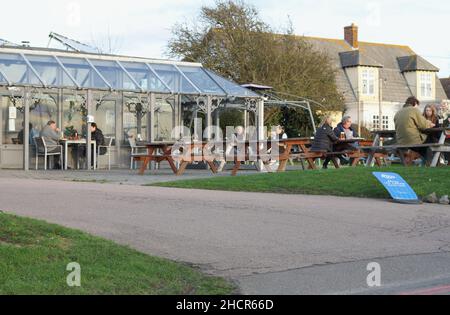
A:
423,104,442,143
310,115,339,169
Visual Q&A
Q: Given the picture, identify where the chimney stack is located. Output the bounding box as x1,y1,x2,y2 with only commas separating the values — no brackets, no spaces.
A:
344,23,359,49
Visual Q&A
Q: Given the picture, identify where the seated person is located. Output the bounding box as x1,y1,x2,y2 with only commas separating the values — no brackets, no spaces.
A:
394,97,435,160
79,123,107,166
18,123,40,145
310,115,339,169
333,116,359,165
423,104,442,143
40,120,62,169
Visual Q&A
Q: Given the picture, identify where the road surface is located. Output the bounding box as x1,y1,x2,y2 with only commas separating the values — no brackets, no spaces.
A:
1,177,450,294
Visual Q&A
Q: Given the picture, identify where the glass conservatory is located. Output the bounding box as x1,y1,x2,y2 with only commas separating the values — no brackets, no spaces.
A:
0,46,263,170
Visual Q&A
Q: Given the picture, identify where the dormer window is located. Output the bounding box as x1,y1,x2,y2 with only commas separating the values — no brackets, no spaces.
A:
361,68,375,96
420,72,433,99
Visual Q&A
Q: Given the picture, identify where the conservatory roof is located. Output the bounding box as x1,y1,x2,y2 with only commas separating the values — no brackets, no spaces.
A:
0,46,259,98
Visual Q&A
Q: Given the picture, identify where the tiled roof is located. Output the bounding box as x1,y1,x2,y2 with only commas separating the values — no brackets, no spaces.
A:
441,78,450,99
302,36,447,103
398,55,440,72
339,50,383,68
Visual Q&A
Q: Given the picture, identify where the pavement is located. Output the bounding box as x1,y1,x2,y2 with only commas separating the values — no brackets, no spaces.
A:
1,174,450,295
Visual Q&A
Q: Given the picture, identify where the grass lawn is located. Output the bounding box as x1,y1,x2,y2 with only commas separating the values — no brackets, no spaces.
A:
151,166,450,199
0,212,234,295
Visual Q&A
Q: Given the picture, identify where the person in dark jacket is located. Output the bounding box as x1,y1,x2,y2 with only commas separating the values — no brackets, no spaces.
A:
79,123,106,166
310,116,339,169
333,116,359,165
90,123,106,155
333,116,359,140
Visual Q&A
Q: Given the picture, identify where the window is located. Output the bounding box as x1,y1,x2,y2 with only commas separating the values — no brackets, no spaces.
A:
372,115,380,130
420,72,433,99
361,69,376,96
382,116,389,130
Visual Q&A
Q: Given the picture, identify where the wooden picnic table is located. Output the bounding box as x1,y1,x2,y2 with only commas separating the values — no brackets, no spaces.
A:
138,142,178,175
173,141,219,176
363,128,450,167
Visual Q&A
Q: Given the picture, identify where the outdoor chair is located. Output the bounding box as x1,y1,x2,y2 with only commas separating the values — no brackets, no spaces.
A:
98,137,115,170
34,137,63,171
128,137,148,170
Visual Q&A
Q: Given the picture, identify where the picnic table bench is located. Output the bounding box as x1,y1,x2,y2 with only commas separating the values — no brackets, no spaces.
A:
362,128,450,167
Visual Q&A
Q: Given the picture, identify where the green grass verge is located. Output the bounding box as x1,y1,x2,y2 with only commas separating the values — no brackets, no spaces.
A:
150,167,450,199
0,213,234,295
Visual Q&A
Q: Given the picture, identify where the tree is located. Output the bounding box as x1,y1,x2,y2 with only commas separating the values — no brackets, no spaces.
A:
167,0,344,136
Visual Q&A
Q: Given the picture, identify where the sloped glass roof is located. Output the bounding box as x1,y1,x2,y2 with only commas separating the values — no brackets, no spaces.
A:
0,49,259,98
204,69,259,98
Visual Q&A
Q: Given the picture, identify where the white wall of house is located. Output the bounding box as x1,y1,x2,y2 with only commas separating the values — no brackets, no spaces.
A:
345,101,402,131
403,71,436,101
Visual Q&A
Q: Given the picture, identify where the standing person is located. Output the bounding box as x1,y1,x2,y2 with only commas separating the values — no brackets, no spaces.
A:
40,120,62,169
394,97,435,160
310,116,339,169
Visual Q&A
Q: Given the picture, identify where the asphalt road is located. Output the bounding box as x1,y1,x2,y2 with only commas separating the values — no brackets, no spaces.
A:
1,177,450,295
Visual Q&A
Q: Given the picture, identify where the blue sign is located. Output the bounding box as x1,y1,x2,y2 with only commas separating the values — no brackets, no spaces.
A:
373,172,420,204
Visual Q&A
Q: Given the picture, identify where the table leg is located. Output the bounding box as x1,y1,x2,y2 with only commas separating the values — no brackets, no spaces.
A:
277,159,289,172
65,142,68,170
176,161,189,176
207,161,218,174
139,157,151,175
93,142,97,170
232,160,241,176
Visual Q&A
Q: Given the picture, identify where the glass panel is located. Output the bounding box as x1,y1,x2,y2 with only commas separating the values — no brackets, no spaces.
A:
26,55,76,87
121,62,170,93
178,66,225,95
204,69,258,98
155,97,175,141
0,53,42,85
151,64,198,94
29,92,58,137
123,96,148,141
0,71,6,83
1,95,24,144
63,93,87,138
58,57,108,89
90,59,138,91
95,98,116,138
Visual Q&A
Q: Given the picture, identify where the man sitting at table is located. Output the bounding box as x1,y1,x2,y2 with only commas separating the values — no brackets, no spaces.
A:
333,116,359,165
40,120,62,169
394,96,435,161
334,116,358,141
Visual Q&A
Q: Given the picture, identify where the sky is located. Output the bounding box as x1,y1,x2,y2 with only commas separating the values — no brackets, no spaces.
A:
1,0,449,76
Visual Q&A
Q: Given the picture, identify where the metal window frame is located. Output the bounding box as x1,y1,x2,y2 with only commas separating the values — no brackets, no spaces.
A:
201,68,228,96
145,63,173,94
85,58,113,90
20,53,47,87
115,60,143,92
53,55,81,89
0,66,11,86
173,64,202,94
